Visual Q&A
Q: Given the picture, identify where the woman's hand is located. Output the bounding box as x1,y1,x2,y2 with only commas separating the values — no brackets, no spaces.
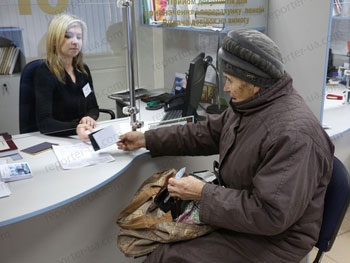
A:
79,116,96,128
76,123,94,142
117,131,146,151
167,176,205,201
75,116,96,142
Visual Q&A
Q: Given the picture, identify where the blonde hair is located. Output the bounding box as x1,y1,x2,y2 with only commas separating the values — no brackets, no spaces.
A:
46,14,88,83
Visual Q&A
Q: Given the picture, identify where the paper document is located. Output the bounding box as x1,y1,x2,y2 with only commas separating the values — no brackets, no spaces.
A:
52,143,115,170
0,182,11,198
0,137,10,151
89,125,121,151
0,160,11,198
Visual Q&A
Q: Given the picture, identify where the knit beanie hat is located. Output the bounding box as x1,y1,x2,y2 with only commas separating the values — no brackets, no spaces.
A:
218,29,285,88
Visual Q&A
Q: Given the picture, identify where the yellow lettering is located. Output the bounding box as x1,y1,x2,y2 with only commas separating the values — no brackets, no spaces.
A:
38,0,69,14
169,0,196,4
18,0,32,15
227,17,249,24
18,0,69,15
244,8,265,14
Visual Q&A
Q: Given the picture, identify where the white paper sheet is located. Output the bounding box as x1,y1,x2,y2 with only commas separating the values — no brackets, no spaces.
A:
0,182,11,198
52,143,115,170
0,135,10,151
90,125,121,151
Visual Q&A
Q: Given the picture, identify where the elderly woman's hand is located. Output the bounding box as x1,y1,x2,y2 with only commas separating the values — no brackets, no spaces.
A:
167,176,205,201
117,131,146,151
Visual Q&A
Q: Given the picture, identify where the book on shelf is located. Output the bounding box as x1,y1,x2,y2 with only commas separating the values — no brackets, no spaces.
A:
4,47,12,74
0,46,19,75
4,46,15,74
0,48,5,67
0,162,33,182
8,47,19,74
0,47,10,74
0,132,19,157
0,47,9,74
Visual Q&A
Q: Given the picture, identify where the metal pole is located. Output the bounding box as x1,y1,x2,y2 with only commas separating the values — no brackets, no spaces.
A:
117,0,143,131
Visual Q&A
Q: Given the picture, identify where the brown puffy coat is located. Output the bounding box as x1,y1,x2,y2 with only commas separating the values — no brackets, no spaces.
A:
144,73,334,263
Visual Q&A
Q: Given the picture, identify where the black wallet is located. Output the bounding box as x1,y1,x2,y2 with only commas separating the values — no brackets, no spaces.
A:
154,187,176,213
150,172,182,219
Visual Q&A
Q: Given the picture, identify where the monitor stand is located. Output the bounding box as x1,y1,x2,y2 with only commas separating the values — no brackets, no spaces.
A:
206,104,228,114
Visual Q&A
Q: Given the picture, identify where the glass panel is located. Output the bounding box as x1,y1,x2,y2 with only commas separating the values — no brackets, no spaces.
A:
0,1,127,136
323,1,350,136
0,0,123,58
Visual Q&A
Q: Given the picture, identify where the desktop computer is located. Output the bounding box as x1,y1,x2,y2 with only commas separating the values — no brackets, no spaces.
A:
162,52,209,122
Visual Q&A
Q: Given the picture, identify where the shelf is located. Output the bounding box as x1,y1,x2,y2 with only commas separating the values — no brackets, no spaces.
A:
139,0,268,32
139,23,267,34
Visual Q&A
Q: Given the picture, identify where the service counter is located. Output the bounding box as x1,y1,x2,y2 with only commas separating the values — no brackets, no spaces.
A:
0,103,218,262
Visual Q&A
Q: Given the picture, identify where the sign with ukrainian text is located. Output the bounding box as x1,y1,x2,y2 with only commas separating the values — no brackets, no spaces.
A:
141,0,267,31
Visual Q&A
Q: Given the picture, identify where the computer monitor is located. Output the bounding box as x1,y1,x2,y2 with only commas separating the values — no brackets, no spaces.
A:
182,52,208,120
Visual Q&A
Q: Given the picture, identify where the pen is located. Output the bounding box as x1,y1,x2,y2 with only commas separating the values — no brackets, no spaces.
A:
163,167,186,203
175,167,186,179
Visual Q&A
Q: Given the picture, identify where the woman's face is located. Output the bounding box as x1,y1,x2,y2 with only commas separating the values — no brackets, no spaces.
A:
223,73,260,102
60,25,83,59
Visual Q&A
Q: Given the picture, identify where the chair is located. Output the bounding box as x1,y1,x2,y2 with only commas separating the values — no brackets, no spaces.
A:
19,59,115,134
311,156,350,263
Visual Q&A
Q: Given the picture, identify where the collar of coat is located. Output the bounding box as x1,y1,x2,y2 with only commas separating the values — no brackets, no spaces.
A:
229,72,295,115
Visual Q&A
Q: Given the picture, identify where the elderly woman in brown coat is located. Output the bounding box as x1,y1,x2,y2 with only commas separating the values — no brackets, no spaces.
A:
117,29,334,263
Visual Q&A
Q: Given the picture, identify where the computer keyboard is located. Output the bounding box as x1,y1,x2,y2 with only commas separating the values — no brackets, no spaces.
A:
161,110,183,121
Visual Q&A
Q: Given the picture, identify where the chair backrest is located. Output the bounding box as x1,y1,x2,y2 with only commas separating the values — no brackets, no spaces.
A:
19,59,44,134
313,156,350,262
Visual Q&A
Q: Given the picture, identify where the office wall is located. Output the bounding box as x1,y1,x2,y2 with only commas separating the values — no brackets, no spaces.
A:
267,0,331,120
267,1,350,168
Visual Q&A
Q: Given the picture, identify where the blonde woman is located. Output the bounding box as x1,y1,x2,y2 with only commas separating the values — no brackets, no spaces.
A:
34,14,99,141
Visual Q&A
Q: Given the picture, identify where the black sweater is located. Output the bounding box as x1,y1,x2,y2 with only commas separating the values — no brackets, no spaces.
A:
34,63,99,136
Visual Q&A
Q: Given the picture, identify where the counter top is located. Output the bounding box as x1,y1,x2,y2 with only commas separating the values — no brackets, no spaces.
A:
0,119,150,227
0,100,169,227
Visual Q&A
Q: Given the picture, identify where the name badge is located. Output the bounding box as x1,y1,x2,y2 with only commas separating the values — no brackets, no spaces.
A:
82,83,92,97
